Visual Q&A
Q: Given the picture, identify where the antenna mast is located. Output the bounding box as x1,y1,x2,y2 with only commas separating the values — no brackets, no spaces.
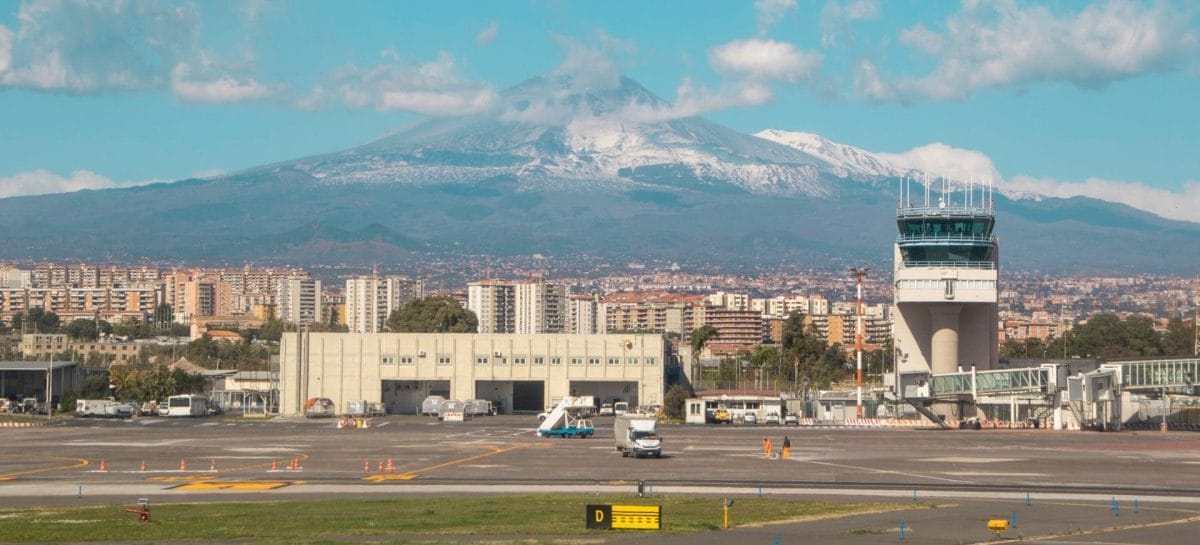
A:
851,267,869,419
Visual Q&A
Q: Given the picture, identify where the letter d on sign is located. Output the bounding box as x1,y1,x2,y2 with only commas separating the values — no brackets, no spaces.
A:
586,505,612,529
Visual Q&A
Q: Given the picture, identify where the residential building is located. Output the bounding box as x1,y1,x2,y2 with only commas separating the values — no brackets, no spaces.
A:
514,279,567,334
276,276,322,326
345,276,425,333
468,280,516,334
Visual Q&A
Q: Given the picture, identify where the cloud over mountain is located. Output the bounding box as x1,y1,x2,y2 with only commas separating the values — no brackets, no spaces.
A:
858,0,1199,102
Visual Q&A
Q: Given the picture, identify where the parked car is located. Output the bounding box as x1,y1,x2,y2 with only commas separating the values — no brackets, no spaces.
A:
764,412,781,425
784,413,800,426
598,403,615,416
743,412,758,425
711,408,733,424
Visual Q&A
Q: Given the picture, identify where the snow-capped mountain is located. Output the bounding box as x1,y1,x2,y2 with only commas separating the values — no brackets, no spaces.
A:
248,76,895,197
754,129,914,179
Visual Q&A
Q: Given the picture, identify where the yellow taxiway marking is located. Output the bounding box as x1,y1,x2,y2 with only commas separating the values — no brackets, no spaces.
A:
174,480,297,491
0,457,89,481
147,475,216,483
362,444,536,483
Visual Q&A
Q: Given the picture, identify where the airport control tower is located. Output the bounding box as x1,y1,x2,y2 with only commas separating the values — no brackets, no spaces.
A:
893,178,999,375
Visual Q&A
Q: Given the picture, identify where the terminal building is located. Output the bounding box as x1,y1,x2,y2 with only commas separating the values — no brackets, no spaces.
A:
279,332,667,416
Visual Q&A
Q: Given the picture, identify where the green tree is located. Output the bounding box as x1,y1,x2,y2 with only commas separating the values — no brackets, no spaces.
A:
386,296,478,333
12,307,60,333
688,324,719,390
663,384,690,420
64,318,112,340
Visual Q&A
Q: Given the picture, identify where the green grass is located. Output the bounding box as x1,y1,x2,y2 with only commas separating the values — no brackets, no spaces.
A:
0,494,908,543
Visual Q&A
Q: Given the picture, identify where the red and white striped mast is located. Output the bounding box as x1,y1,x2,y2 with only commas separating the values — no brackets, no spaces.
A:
851,267,869,418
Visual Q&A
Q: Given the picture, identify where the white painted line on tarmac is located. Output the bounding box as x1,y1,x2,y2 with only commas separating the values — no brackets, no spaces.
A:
376,421,391,427
684,446,759,452
941,471,1048,477
926,457,1020,463
67,440,192,447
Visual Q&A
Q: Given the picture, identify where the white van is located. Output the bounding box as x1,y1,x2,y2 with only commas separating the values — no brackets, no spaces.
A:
421,395,446,416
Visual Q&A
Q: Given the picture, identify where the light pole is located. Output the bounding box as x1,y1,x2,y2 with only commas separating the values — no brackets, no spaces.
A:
850,267,869,418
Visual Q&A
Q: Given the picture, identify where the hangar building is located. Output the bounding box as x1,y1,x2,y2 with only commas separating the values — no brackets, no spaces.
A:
280,332,666,416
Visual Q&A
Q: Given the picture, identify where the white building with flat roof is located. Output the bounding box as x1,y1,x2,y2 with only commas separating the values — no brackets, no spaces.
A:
280,332,667,416
345,276,425,333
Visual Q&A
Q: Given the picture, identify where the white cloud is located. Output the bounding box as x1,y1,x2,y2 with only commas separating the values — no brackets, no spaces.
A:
616,78,773,122
309,51,496,115
709,39,822,84
0,0,276,103
875,141,1200,223
170,63,275,103
820,0,880,47
878,142,1002,182
754,0,797,32
1003,176,1200,223
549,33,626,92
1,0,200,92
861,1,1199,102
0,169,159,199
0,25,11,74
476,21,500,46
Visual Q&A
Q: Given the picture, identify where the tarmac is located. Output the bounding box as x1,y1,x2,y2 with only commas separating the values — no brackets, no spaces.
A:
1,414,1198,544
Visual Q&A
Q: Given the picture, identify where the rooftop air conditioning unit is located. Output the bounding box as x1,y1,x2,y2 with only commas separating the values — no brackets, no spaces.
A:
494,351,503,357
418,351,427,357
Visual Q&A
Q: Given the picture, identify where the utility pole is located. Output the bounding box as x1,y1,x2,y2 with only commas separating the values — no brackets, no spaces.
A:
851,267,869,418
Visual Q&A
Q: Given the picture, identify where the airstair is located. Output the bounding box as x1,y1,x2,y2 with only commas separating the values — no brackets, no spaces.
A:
537,395,595,437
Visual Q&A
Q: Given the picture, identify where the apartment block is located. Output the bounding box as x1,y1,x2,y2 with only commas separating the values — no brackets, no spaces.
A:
346,276,425,333
276,276,322,326
467,280,516,334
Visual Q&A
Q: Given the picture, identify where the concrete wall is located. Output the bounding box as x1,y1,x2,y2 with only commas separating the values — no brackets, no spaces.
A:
280,332,666,416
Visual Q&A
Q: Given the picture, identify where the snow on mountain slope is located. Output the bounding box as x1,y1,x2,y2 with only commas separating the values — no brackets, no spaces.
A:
754,129,911,179
251,76,895,197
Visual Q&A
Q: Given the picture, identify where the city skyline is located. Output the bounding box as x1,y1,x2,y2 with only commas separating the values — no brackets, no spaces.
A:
1,1,1199,222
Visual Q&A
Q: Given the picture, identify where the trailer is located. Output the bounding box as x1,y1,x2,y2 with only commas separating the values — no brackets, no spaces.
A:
75,399,114,417
164,395,209,417
464,399,494,417
304,397,335,418
420,395,446,416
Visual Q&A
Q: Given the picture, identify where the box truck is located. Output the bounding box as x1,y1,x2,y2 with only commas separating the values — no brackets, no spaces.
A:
614,414,662,458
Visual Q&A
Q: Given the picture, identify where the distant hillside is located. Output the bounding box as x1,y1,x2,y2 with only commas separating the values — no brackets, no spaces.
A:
0,75,1197,274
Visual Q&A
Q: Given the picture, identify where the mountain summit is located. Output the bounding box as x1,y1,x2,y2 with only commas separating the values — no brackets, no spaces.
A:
251,76,887,197
0,74,1197,272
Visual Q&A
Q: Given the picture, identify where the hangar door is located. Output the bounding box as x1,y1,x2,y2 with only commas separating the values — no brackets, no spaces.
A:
382,380,449,415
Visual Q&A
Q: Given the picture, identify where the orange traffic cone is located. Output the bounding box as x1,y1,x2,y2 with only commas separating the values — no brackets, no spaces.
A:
139,459,146,472
364,458,370,473
271,458,278,471
210,459,216,472
377,459,384,473
98,459,107,472
290,456,299,471
179,458,187,471
385,457,394,473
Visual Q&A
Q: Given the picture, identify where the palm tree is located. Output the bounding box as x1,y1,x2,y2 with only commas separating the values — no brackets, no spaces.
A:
689,325,719,391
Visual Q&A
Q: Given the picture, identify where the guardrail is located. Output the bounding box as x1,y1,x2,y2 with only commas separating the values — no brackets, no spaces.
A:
898,261,996,270
896,205,994,218
897,234,997,244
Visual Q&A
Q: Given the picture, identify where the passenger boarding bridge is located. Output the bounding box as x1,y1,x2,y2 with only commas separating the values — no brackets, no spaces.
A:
894,357,1199,430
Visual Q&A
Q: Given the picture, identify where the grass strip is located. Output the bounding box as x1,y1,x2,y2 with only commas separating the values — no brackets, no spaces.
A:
0,494,908,543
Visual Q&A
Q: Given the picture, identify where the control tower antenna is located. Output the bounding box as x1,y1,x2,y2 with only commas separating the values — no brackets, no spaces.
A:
851,266,869,418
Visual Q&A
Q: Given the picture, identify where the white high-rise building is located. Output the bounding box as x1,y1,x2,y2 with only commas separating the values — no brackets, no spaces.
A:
345,276,425,333
514,279,567,334
892,181,999,375
567,294,606,334
467,280,515,333
276,276,322,326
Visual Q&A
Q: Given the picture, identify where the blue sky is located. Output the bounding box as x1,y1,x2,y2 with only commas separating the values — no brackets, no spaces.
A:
1,0,1199,220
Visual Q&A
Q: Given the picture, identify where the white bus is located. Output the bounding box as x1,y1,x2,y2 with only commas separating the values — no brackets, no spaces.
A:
164,394,209,417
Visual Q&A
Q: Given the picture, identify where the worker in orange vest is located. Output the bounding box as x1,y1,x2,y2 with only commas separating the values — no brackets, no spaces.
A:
781,436,791,460
763,437,772,458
